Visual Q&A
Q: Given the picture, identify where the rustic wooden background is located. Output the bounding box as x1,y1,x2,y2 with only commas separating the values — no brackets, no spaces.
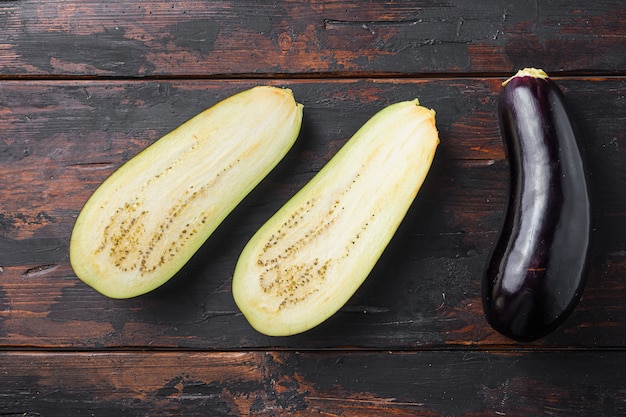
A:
1,1,625,415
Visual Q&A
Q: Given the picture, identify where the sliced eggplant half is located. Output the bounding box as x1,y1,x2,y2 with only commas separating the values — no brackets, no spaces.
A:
70,86,303,299
233,99,439,336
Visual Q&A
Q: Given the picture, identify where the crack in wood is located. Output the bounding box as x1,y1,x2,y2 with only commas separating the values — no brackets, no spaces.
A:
21,263,60,278
65,161,116,170
324,18,437,30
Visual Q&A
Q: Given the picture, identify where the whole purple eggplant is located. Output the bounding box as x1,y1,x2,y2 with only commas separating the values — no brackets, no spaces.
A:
483,68,591,341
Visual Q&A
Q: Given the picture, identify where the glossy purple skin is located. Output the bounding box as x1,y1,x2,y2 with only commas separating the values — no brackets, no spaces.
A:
483,73,591,341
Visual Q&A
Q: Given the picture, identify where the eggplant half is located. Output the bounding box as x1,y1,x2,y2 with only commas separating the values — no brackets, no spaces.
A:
233,99,439,336
70,86,303,298
483,68,591,341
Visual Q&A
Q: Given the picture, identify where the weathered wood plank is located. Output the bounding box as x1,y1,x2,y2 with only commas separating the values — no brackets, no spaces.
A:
0,0,624,77
1,350,625,416
0,78,624,349
0,1,623,415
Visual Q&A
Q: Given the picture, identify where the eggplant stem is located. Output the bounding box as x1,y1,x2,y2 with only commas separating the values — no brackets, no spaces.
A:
502,67,549,86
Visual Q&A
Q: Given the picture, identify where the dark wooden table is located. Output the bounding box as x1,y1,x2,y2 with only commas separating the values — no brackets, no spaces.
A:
1,1,625,415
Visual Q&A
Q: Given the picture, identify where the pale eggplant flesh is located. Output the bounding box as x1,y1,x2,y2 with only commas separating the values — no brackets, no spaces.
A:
70,86,303,299
233,99,439,336
483,68,591,341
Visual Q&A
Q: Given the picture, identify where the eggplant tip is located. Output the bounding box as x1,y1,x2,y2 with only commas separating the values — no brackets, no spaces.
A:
502,67,549,86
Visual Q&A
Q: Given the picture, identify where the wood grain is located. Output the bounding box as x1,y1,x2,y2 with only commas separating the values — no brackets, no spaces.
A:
0,78,624,350
0,0,624,77
2,350,624,416
1,0,625,415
